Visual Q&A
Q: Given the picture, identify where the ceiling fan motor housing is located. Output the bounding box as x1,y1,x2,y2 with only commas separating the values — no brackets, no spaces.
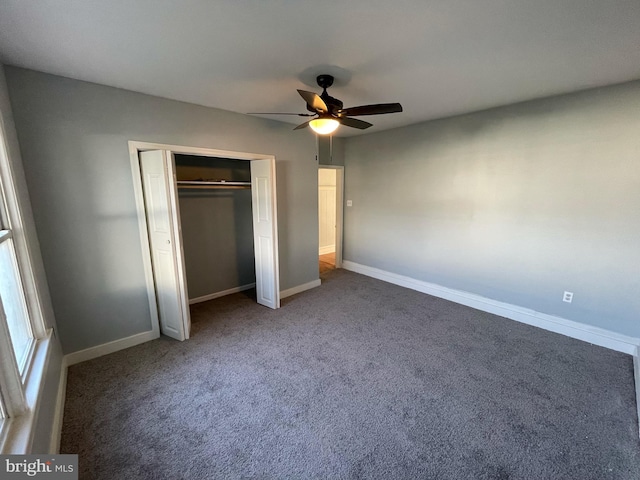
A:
316,74,335,89
305,74,343,114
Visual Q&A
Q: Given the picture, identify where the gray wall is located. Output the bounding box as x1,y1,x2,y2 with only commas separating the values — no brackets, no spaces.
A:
343,81,640,337
5,67,320,354
0,64,62,452
318,135,345,166
175,155,255,299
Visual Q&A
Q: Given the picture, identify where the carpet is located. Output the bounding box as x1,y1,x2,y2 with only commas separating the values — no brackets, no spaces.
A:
60,269,640,479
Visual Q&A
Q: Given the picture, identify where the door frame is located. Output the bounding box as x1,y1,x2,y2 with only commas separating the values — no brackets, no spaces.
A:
129,141,280,339
318,165,344,269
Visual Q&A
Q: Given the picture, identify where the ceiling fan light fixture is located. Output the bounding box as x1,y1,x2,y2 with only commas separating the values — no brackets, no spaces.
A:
309,117,339,135
252,73,402,133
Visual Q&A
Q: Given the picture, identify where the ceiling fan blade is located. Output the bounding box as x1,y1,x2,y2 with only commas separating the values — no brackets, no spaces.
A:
297,90,328,113
338,117,373,130
338,103,403,116
293,120,313,130
247,112,315,116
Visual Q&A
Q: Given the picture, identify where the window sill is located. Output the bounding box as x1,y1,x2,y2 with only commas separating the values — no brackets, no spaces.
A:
0,329,53,454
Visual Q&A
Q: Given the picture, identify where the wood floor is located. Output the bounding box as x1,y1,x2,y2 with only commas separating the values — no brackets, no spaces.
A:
319,252,336,275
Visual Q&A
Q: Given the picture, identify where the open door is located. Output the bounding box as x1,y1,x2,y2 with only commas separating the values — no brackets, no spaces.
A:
139,150,191,340
131,142,281,339
250,159,280,309
318,166,344,272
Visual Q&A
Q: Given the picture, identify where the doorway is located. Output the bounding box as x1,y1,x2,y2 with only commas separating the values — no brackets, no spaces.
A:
318,166,344,277
129,141,280,341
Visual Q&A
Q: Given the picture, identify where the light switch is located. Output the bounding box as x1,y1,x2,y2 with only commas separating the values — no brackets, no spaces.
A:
346,200,353,207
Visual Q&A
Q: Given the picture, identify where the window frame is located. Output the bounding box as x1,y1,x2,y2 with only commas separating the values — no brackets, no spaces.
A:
0,81,51,452
0,228,36,376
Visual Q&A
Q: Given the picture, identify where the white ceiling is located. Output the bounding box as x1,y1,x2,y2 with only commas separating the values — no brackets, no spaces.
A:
1,1,639,137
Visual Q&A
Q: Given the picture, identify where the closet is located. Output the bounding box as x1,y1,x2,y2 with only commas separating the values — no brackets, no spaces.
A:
134,144,280,342
174,154,256,304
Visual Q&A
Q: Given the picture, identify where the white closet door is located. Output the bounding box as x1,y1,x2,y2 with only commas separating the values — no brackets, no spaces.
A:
250,159,280,309
140,150,191,340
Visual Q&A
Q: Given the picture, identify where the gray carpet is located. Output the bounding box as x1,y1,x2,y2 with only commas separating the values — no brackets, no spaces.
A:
60,269,640,479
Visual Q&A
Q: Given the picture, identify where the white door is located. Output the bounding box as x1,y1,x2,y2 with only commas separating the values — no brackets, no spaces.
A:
250,159,280,309
318,186,337,254
140,150,191,340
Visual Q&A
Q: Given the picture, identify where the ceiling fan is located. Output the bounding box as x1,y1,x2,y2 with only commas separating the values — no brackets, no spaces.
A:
249,74,403,135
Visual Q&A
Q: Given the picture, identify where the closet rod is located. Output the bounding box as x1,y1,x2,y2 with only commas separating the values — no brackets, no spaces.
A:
178,186,250,191
177,180,251,186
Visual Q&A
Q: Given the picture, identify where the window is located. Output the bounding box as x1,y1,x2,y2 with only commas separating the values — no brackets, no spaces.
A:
0,231,34,375
0,96,48,451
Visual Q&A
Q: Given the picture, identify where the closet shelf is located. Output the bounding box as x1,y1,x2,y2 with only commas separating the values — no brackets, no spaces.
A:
177,180,251,189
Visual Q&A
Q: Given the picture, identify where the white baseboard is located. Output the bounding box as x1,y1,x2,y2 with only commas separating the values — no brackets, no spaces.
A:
49,358,67,453
634,347,640,439
42,270,640,442
342,261,640,355
64,330,159,367
280,279,322,299
189,283,256,305
319,245,335,255
62,279,321,366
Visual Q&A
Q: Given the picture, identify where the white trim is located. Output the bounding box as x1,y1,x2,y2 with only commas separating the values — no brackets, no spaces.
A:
189,284,256,305
65,330,159,367
335,167,344,269
319,245,335,255
0,330,53,454
634,346,640,439
343,261,640,355
280,279,321,299
49,357,67,453
128,141,275,162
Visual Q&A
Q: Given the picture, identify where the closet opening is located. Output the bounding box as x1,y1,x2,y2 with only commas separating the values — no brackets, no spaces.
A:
130,142,280,342
175,154,256,306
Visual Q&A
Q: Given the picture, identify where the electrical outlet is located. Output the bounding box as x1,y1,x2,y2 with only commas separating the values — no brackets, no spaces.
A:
563,291,573,303
346,200,353,207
